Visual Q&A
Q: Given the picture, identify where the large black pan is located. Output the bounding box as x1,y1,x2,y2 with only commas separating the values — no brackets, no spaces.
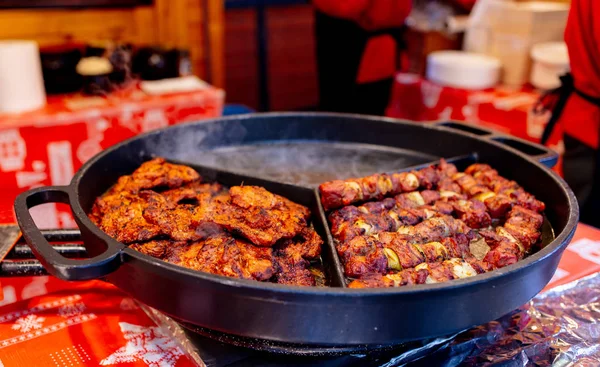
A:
14,113,578,346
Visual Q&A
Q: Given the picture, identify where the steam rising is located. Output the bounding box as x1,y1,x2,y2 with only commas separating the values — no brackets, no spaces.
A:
178,142,434,187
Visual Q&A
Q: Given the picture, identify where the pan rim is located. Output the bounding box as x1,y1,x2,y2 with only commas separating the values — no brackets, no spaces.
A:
71,112,580,297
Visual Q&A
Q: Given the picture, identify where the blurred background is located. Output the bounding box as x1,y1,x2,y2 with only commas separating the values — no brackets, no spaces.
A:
0,0,582,228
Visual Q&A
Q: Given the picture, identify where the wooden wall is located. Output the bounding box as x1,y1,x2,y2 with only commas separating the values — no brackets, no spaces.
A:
225,4,319,111
0,0,225,87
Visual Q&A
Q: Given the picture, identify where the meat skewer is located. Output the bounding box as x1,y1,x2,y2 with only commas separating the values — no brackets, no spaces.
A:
328,160,546,288
348,257,485,288
319,159,460,211
337,216,476,277
328,189,492,244
460,164,546,214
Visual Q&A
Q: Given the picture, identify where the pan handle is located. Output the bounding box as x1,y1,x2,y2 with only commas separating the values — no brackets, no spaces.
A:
435,121,559,168
14,186,122,281
487,135,558,168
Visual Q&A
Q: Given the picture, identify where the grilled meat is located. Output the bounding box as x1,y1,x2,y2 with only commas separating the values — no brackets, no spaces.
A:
198,186,310,247
327,160,546,288
319,159,460,211
90,159,322,286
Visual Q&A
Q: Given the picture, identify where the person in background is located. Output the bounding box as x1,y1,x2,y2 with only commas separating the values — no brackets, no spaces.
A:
312,0,475,116
313,0,412,115
542,0,600,227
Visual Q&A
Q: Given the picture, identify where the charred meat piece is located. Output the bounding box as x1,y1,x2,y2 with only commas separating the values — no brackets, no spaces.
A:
348,269,429,288
503,206,544,249
90,159,323,286
109,158,201,195
274,229,323,287
452,173,489,197
161,181,226,205
319,171,419,211
276,227,323,261
348,258,479,288
130,240,185,259
169,234,276,281
199,186,310,247
466,163,545,213
451,199,492,229
337,236,387,277
318,159,459,211
92,192,162,244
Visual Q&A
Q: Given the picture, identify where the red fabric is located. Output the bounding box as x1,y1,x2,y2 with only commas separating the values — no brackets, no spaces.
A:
356,35,398,83
451,0,476,11
560,0,600,149
0,82,224,227
312,0,368,20
385,74,565,174
0,280,199,366
313,0,411,31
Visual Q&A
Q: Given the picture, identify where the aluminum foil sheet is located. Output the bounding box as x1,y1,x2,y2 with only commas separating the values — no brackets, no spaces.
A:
145,272,600,367
396,272,600,367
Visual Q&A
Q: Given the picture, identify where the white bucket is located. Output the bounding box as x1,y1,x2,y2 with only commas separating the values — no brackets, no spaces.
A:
0,40,46,114
426,51,501,90
530,42,570,90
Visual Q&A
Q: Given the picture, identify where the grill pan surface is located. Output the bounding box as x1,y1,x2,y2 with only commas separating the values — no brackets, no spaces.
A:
14,113,578,346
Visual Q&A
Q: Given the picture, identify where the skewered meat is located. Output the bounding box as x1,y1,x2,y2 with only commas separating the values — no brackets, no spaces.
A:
319,159,460,211
450,199,492,229
319,172,419,211
90,159,323,286
348,258,480,288
325,160,546,288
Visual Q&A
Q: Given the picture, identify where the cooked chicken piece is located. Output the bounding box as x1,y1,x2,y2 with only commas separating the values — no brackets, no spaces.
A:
93,192,162,243
129,240,185,259
273,228,323,286
161,181,225,205
275,227,323,261
109,158,200,194
160,234,276,281
199,186,310,247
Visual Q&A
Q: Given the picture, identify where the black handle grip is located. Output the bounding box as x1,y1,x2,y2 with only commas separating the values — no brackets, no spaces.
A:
436,121,559,168
14,186,122,281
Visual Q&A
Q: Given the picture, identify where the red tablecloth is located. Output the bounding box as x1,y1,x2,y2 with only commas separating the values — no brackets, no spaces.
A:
0,83,224,228
385,74,565,171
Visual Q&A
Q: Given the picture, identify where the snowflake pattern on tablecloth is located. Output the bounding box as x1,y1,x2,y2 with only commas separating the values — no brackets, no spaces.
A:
100,322,184,367
57,302,86,318
11,315,45,333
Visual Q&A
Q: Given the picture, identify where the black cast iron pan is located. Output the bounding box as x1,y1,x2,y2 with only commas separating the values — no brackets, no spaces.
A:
13,113,579,346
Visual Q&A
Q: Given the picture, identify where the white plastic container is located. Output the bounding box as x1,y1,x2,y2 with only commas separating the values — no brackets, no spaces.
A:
464,0,569,86
0,41,46,114
530,42,570,90
426,51,501,90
